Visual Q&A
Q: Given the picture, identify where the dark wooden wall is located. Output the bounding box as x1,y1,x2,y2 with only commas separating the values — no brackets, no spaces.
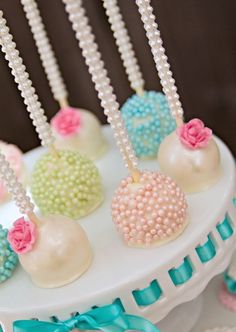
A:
0,0,235,155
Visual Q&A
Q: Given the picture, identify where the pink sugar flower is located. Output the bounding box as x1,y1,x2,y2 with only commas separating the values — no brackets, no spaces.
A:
51,107,81,136
8,217,37,254
177,118,212,149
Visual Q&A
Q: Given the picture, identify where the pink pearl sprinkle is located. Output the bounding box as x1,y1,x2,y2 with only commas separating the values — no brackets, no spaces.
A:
112,171,187,247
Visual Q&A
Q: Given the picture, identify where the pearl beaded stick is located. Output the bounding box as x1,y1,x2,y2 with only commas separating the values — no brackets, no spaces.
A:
102,0,144,96
102,0,176,159
0,11,54,152
136,0,184,126
0,11,103,219
0,150,36,223
21,0,68,108
21,0,108,160
63,0,140,181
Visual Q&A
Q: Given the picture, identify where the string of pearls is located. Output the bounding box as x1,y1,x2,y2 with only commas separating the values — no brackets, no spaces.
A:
0,152,34,214
102,0,144,94
63,0,139,173
0,11,54,147
136,0,184,120
21,0,68,105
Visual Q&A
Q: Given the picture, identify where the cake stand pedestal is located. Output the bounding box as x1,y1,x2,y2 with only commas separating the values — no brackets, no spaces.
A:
0,126,235,332
157,294,203,332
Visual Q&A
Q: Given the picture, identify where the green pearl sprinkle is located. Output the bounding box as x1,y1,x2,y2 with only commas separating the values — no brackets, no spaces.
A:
0,224,18,284
121,91,176,159
31,150,103,219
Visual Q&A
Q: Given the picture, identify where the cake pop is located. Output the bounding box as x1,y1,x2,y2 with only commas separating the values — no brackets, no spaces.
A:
102,0,175,159
0,139,92,288
0,141,27,203
51,107,107,159
0,224,18,284
9,215,92,288
64,0,188,248
158,119,221,193
112,171,188,247
31,150,102,219
121,91,176,159
136,0,222,193
0,12,103,220
21,0,108,160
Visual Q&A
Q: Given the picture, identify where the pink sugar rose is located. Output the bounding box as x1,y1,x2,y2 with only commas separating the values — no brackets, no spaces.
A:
8,218,37,254
176,118,212,150
51,107,81,136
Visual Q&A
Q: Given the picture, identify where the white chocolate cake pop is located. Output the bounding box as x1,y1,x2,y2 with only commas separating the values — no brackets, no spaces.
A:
51,107,108,160
112,171,188,248
10,215,92,288
158,119,222,193
0,141,27,203
136,0,222,193
0,134,92,289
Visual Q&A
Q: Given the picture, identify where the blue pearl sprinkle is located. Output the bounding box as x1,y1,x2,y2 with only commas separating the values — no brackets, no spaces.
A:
121,91,176,159
0,224,18,284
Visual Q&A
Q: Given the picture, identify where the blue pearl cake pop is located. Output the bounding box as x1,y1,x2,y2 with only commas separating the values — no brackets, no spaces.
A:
121,91,176,159
0,224,18,283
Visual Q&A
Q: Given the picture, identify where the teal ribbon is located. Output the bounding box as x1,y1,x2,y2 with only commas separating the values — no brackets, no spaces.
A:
224,271,236,294
133,280,162,306
168,257,193,286
216,215,234,241
196,235,216,263
13,303,160,332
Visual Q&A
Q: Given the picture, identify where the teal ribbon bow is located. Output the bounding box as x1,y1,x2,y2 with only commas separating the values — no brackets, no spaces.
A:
13,303,160,332
224,271,236,294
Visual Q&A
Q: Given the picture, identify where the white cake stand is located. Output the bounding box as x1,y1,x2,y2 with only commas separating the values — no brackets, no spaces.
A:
0,126,235,332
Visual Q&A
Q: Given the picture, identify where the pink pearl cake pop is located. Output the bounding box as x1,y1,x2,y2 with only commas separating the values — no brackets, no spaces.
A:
112,171,188,248
158,119,222,193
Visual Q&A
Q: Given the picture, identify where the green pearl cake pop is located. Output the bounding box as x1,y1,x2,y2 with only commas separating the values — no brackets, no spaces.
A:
31,150,103,219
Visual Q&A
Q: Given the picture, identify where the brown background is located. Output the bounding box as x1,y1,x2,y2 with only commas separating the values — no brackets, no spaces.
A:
0,0,235,155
